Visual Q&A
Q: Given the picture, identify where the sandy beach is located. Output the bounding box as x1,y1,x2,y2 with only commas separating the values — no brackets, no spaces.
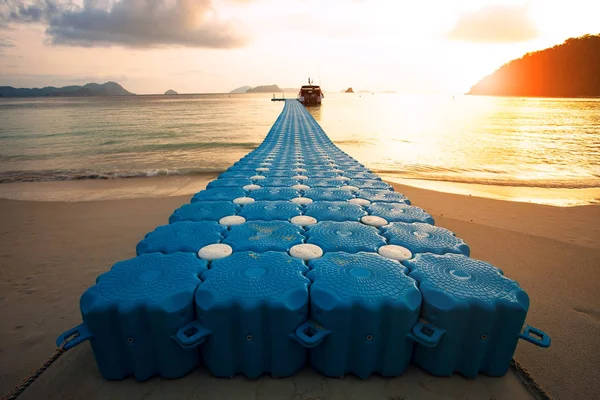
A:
0,177,598,400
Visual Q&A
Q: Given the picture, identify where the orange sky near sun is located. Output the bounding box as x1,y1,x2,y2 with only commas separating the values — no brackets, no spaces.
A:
0,0,598,94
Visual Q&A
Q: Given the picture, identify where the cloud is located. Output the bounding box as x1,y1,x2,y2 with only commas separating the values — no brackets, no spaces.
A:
0,0,249,48
447,4,538,43
0,38,15,47
0,0,62,25
0,37,15,54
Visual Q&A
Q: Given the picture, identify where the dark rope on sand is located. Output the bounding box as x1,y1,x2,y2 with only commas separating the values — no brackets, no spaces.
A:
2,333,78,400
2,333,550,400
511,359,552,400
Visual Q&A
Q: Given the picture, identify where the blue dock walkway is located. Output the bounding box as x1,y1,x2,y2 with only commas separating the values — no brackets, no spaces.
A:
58,99,549,382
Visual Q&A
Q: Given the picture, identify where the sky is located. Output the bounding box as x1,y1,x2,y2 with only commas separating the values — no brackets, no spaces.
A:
0,0,598,94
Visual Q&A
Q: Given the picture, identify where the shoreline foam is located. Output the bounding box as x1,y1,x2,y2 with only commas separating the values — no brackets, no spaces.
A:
1,173,598,207
383,175,600,207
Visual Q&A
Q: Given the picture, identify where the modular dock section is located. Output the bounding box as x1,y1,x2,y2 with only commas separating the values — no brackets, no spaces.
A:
58,99,550,381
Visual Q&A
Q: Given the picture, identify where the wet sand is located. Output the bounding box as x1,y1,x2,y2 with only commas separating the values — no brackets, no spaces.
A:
0,177,598,399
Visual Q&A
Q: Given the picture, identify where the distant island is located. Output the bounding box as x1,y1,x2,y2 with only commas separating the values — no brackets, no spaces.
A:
468,34,600,97
0,81,134,98
164,89,178,95
230,85,252,94
246,85,282,93
229,85,300,94
344,87,354,93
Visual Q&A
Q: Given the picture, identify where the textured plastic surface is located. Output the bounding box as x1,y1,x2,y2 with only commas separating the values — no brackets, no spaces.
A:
196,252,310,378
355,189,410,204
238,201,302,221
59,99,548,382
207,178,252,189
304,201,367,222
382,222,470,256
223,221,304,252
305,222,387,253
348,180,392,190
367,203,434,224
306,252,421,378
136,221,225,255
170,201,240,223
303,189,355,201
404,253,537,377
250,188,300,201
192,188,247,202
78,253,208,380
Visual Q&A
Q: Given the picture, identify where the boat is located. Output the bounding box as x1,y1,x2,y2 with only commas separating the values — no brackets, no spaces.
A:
298,78,324,106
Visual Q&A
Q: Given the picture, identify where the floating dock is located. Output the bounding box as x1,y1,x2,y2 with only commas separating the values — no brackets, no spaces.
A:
58,99,549,381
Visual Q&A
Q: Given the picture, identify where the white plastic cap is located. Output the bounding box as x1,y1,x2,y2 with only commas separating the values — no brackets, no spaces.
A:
294,168,307,173
378,245,412,261
348,198,371,206
290,244,324,260
251,175,266,180
292,175,309,180
233,197,255,205
290,216,318,226
243,184,261,191
198,243,233,260
361,215,389,227
413,231,431,238
331,169,345,173
260,162,272,166
255,167,269,172
340,185,360,192
291,184,310,191
219,215,246,226
335,176,350,181
291,197,313,205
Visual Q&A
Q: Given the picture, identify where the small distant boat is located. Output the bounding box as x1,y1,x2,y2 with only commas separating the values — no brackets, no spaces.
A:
298,77,324,106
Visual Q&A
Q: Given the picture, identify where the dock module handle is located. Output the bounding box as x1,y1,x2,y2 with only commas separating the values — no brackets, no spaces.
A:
56,323,93,350
291,321,330,348
407,320,445,348
173,320,212,349
519,325,551,348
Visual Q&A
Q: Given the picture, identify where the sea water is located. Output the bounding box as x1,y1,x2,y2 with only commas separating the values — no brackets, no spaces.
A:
1,93,598,204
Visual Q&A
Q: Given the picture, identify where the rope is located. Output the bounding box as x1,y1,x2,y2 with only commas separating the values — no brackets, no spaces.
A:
2,333,549,400
511,359,552,400
2,333,78,400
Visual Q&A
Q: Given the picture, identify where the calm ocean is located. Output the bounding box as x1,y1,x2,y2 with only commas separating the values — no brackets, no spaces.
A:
1,92,598,192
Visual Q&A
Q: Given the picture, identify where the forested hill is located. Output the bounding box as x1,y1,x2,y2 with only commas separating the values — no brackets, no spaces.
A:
0,82,134,97
468,34,600,97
